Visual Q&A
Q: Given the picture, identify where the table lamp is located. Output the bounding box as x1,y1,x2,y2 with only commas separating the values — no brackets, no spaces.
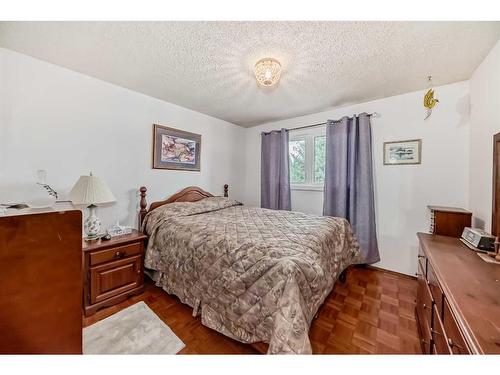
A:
68,172,116,240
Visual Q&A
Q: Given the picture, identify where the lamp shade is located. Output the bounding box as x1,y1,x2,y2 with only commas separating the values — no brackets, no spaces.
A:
68,173,116,206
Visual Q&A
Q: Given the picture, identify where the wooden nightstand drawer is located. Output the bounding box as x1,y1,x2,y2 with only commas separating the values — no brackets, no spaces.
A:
90,255,142,304
89,242,142,266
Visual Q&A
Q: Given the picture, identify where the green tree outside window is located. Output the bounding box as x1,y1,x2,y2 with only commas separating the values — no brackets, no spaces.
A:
289,139,305,183
314,136,326,183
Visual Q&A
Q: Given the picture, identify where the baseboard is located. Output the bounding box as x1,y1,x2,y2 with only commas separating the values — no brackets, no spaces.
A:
366,264,417,280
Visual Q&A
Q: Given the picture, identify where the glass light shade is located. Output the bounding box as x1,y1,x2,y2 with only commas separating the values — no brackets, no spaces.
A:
254,58,281,87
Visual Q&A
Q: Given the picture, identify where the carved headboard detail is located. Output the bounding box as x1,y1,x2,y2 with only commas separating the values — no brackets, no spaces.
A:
139,184,228,227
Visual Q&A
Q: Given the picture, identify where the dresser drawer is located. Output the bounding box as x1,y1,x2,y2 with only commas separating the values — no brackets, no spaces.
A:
417,246,427,276
443,299,470,354
432,305,451,354
418,258,426,279
89,242,142,266
421,320,432,354
416,261,433,353
427,262,443,317
418,262,433,320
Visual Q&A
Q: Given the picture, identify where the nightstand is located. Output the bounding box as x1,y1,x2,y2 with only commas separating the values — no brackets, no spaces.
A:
82,229,147,316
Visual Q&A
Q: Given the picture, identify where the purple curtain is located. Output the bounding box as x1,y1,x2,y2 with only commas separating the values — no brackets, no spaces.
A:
323,113,380,264
261,129,291,210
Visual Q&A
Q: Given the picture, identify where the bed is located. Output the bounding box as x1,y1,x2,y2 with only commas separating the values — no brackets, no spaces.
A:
139,185,363,354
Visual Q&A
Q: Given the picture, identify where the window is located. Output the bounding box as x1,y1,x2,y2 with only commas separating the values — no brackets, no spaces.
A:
314,135,326,183
289,139,306,183
289,127,326,190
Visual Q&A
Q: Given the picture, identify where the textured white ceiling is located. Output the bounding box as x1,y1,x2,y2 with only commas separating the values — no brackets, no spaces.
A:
1,21,499,127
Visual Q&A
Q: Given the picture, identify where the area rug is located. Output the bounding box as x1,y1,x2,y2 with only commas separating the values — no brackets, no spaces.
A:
83,301,185,354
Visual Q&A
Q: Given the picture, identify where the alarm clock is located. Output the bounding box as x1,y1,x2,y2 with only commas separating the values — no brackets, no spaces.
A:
460,227,495,252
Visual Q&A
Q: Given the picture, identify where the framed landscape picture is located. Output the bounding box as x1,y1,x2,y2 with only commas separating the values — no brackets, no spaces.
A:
152,124,201,171
383,139,421,165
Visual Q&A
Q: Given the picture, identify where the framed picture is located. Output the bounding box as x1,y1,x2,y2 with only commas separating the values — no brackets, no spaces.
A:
152,124,201,171
383,139,422,165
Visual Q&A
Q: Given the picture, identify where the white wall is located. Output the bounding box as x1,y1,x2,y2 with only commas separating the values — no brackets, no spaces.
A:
244,81,471,276
469,40,500,231
2,43,491,278
0,47,246,230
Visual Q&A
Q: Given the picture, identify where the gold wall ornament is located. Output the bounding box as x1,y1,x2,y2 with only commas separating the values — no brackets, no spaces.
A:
424,76,439,120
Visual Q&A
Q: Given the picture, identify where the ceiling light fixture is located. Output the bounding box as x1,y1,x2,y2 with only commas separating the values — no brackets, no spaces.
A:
254,58,282,87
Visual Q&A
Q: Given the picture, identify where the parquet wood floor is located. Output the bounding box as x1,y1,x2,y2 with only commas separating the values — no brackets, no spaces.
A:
83,266,421,354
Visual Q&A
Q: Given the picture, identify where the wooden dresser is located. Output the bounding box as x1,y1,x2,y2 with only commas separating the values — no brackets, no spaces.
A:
83,230,146,316
416,233,500,354
0,208,83,354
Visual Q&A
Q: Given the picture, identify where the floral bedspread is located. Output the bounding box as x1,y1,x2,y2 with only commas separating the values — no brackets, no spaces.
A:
143,197,363,354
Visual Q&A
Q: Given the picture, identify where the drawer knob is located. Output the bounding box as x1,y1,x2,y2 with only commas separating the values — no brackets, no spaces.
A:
447,338,463,350
431,328,442,336
423,303,431,310
115,251,123,258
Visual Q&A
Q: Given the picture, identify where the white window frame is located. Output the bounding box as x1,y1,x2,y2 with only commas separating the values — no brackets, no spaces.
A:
289,126,326,191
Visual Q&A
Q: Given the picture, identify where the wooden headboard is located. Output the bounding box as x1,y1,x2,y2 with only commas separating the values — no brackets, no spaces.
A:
139,184,228,227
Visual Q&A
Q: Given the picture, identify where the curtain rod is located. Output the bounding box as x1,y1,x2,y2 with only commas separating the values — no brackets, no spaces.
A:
261,112,380,135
